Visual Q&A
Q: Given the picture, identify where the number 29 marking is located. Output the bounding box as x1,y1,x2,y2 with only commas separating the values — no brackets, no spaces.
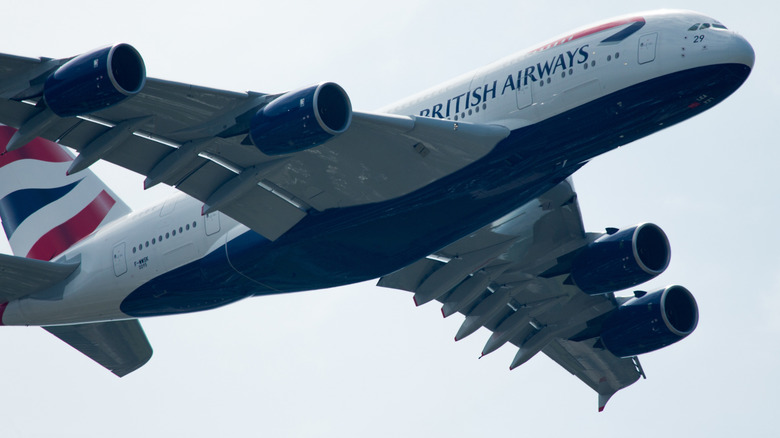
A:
694,34,705,43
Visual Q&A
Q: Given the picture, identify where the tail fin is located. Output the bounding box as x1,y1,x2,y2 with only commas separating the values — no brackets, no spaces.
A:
0,125,131,260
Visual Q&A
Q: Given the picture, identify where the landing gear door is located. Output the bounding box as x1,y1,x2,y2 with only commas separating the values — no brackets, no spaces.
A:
113,243,127,277
638,33,658,64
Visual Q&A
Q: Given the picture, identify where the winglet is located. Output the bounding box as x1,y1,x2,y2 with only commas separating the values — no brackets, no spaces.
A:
598,392,614,412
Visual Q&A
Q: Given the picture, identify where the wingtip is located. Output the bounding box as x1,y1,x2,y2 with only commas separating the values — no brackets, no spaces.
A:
597,392,614,412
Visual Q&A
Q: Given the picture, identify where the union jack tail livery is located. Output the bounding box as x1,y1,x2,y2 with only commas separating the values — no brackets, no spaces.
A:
0,125,131,261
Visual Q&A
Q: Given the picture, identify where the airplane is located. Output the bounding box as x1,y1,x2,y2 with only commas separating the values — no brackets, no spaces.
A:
0,10,753,411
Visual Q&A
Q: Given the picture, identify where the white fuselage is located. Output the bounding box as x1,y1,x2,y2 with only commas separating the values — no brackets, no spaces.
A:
0,10,754,326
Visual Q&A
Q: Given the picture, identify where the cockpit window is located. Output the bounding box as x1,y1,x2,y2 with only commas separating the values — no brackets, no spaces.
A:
689,22,728,31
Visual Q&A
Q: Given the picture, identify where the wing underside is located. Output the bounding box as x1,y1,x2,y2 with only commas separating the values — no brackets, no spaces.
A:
0,53,509,241
377,179,643,410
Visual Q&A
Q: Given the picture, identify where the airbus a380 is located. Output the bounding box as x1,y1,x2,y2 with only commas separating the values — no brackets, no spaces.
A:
0,10,753,410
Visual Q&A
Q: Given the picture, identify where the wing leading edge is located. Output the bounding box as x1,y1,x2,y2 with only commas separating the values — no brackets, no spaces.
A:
378,179,644,410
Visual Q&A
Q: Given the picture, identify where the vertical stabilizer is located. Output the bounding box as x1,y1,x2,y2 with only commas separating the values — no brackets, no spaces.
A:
0,126,131,260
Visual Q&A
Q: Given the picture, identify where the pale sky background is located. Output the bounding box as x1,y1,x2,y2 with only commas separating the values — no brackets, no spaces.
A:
0,1,776,437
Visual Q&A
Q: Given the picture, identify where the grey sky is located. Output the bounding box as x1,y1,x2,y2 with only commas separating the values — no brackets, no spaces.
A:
0,1,776,436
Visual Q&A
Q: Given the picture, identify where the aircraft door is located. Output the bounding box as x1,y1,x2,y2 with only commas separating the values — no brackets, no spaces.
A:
205,211,221,236
638,33,658,64
113,243,127,276
516,75,533,110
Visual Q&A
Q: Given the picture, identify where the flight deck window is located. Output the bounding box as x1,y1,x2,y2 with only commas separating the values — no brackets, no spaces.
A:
700,23,710,29
688,24,701,31
713,22,727,29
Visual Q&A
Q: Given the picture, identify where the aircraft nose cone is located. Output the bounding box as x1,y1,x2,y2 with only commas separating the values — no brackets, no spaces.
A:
729,32,755,69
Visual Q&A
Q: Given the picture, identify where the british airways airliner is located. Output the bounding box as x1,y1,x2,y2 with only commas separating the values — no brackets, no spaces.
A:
0,10,753,410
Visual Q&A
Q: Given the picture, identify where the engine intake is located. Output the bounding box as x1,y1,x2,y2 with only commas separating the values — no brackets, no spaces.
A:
601,285,699,357
43,44,146,117
250,82,352,155
571,223,670,294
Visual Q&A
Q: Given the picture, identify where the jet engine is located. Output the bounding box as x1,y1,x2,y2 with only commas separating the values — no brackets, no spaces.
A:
570,223,670,294
600,285,699,357
43,44,146,117
249,82,352,155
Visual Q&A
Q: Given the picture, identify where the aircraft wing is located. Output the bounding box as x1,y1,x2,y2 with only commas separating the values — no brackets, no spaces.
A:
377,179,643,411
43,319,153,377
0,52,509,240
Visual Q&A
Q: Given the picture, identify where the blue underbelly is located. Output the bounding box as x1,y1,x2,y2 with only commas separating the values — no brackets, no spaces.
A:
120,63,751,318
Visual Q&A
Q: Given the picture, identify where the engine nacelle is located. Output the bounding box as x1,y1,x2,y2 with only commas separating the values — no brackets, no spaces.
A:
250,82,352,155
43,44,146,117
570,223,670,295
600,285,698,357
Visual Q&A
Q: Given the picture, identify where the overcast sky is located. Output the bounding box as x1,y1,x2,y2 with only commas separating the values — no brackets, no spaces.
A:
0,1,777,437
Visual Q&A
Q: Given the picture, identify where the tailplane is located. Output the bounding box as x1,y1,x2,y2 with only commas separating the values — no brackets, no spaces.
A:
0,125,131,260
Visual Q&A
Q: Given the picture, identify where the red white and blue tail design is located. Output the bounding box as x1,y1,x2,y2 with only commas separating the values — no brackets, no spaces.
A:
0,125,131,261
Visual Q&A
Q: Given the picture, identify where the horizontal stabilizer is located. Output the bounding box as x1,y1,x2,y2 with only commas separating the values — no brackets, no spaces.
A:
43,319,153,377
0,253,79,302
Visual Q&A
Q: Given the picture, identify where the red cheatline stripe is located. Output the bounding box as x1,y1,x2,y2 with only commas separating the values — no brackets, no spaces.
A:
530,16,645,53
26,190,116,261
0,302,7,326
0,125,72,168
